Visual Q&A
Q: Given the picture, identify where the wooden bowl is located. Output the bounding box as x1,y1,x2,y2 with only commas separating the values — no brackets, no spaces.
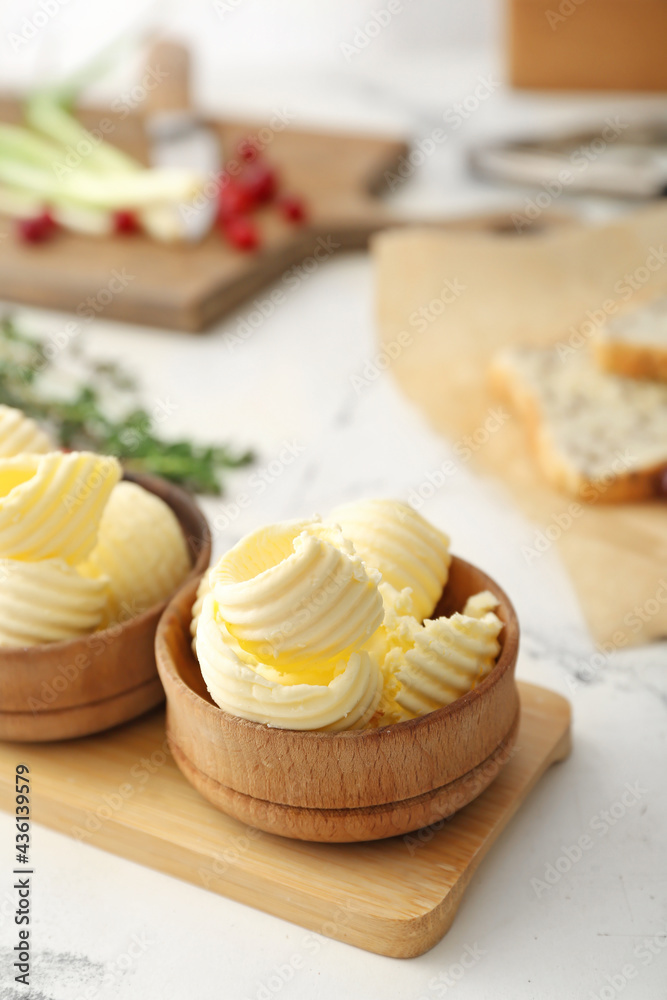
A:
156,556,520,843
0,472,211,743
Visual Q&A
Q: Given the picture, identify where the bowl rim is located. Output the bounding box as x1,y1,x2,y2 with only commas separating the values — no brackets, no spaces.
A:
156,553,520,741
0,469,211,660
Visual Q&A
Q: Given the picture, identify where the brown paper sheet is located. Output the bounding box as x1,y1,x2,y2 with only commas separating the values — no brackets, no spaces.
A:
373,207,667,647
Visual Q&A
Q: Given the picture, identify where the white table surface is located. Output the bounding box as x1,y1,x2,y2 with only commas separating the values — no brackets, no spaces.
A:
1,4,666,997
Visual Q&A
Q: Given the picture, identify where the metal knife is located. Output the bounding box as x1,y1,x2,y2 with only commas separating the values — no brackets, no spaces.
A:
143,40,221,241
469,120,667,200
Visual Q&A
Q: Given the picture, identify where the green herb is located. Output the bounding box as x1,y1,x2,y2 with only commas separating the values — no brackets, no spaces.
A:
0,316,253,494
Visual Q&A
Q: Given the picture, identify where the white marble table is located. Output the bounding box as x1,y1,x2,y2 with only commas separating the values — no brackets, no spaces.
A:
1,4,666,997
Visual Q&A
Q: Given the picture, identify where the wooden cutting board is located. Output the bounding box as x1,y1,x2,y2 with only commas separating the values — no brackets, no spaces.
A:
0,681,571,958
0,96,568,332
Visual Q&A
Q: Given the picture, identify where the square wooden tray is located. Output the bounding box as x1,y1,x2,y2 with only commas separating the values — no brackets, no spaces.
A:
0,680,570,958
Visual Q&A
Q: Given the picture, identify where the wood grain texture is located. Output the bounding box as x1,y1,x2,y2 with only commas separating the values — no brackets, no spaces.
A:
156,556,520,841
0,680,571,958
169,709,520,843
0,472,210,742
143,41,191,114
0,96,570,331
509,0,667,91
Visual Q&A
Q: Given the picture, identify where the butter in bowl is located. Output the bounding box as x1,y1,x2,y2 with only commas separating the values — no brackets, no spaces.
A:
156,499,520,842
0,404,211,742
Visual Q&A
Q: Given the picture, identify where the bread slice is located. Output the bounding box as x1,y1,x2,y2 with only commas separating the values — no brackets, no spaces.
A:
490,345,667,502
595,295,667,382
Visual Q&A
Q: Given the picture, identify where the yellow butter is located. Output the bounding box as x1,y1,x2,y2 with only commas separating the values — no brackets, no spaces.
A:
192,504,502,732
196,593,382,730
210,518,383,670
391,591,503,717
190,571,211,641
0,405,53,457
362,582,419,672
329,498,451,620
78,481,190,626
0,451,120,565
0,557,108,646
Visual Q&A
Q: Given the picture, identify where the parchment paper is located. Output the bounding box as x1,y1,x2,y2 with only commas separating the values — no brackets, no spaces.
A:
373,207,667,646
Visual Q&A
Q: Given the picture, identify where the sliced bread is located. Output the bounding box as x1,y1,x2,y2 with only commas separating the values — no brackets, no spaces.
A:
490,345,667,502
595,295,667,382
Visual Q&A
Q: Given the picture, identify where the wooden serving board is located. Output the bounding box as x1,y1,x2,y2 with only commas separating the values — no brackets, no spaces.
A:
0,96,568,332
0,681,570,958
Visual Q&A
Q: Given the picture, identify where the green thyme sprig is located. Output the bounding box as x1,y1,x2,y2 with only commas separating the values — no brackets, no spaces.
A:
0,317,253,494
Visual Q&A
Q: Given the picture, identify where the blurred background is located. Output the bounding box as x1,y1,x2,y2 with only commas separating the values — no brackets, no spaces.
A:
3,0,667,222
1,0,666,610
1,5,667,999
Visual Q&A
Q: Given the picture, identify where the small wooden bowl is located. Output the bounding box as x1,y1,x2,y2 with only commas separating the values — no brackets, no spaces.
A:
156,556,520,843
0,472,211,743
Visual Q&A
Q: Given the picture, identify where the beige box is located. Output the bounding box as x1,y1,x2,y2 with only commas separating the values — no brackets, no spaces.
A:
509,0,667,90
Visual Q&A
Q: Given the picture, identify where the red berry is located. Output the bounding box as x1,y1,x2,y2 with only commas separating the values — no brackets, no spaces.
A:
277,195,307,224
16,211,57,244
113,210,140,235
237,138,260,163
41,210,57,233
218,179,257,219
242,162,278,204
220,215,260,251
657,466,667,496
